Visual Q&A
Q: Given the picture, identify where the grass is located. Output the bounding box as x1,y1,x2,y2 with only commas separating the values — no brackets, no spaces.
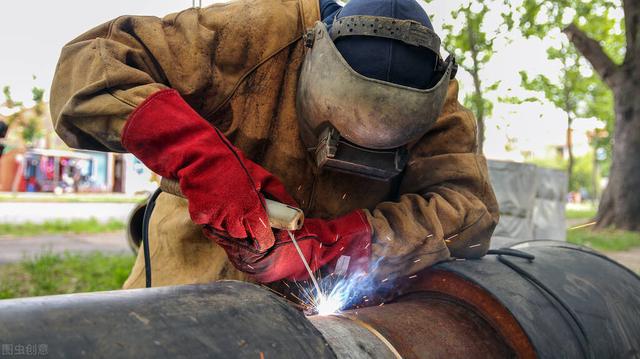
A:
566,208,598,220
0,193,147,203
564,203,640,251
567,227,640,252
0,252,134,299
0,218,125,237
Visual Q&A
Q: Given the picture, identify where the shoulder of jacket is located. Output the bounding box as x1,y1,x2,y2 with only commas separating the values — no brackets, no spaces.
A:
172,0,319,114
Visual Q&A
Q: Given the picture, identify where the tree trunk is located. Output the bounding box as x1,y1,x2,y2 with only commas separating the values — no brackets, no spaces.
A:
470,65,485,155
564,6,640,231
596,75,640,231
591,145,599,201
475,90,485,154
466,9,485,154
566,119,574,188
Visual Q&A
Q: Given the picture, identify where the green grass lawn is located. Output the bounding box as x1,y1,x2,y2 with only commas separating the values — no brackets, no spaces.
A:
0,193,147,203
0,252,134,299
566,208,598,220
0,218,125,237
567,227,640,252
565,204,640,252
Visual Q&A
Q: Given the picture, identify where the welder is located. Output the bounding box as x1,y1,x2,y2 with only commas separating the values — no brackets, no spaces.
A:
50,0,499,289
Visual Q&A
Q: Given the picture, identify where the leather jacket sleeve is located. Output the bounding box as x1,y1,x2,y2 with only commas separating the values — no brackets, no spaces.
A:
366,80,499,280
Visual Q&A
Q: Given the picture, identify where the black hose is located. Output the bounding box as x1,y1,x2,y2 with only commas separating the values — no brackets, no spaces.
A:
142,188,163,288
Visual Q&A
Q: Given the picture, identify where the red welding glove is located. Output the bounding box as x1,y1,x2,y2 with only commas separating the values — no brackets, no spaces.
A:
207,210,372,283
122,89,295,251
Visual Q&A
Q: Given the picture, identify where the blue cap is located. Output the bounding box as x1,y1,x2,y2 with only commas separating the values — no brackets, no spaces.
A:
321,0,437,89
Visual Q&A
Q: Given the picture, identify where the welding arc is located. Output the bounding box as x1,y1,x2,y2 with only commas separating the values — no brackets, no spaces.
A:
288,231,323,298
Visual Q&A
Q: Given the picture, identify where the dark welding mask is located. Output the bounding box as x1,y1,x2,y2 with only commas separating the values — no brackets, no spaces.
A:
296,17,457,181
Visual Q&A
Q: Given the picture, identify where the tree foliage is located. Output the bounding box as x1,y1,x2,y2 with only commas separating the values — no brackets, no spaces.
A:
423,0,513,153
0,85,47,147
519,0,640,231
517,0,624,128
519,0,625,63
512,42,613,188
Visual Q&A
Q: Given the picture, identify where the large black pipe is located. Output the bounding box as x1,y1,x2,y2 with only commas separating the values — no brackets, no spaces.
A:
0,241,638,358
0,282,334,358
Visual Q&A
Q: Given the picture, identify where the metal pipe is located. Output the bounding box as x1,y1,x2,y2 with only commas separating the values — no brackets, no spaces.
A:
0,282,511,359
0,241,638,358
309,294,514,358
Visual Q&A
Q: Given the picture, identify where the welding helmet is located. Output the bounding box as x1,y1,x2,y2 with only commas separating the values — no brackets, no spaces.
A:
296,0,456,181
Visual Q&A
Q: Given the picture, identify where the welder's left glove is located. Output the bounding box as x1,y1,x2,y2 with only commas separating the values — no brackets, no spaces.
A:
121,89,295,252
207,210,372,283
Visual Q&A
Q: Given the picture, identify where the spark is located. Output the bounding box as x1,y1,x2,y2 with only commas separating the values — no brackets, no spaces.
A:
378,303,385,307
340,247,344,252
568,221,597,231
297,185,303,191
413,258,421,263
382,278,389,283
294,258,387,316
446,233,459,241
364,243,370,249
386,236,391,241
468,243,481,248
259,217,267,228
289,291,306,305
342,193,347,200
319,243,322,248
247,264,254,269
409,275,418,279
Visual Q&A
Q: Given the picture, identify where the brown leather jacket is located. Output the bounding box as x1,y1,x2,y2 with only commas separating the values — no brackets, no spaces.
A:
50,0,498,287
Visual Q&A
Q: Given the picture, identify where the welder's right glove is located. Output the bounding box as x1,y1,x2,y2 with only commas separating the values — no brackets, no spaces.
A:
207,210,372,283
122,89,294,252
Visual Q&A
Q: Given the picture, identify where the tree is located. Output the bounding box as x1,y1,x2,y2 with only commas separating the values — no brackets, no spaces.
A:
424,0,512,154
515,43,613,191
1,86,46,147
520,0,639,231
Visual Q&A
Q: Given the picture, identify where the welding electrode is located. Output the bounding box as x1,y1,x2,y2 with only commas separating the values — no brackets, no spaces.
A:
288,231,323,297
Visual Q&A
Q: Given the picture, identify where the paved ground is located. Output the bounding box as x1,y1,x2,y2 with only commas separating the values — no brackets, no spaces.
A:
0,202,138,224
604,247,640,274
0,231,131,264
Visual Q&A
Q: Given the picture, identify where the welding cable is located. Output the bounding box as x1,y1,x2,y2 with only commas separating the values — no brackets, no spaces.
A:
142,187,163,288
493,252,592,359
486,248,535,260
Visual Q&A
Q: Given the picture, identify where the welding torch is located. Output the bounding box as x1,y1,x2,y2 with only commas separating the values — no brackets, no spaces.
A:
160,178,304,231
160,178,322,295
